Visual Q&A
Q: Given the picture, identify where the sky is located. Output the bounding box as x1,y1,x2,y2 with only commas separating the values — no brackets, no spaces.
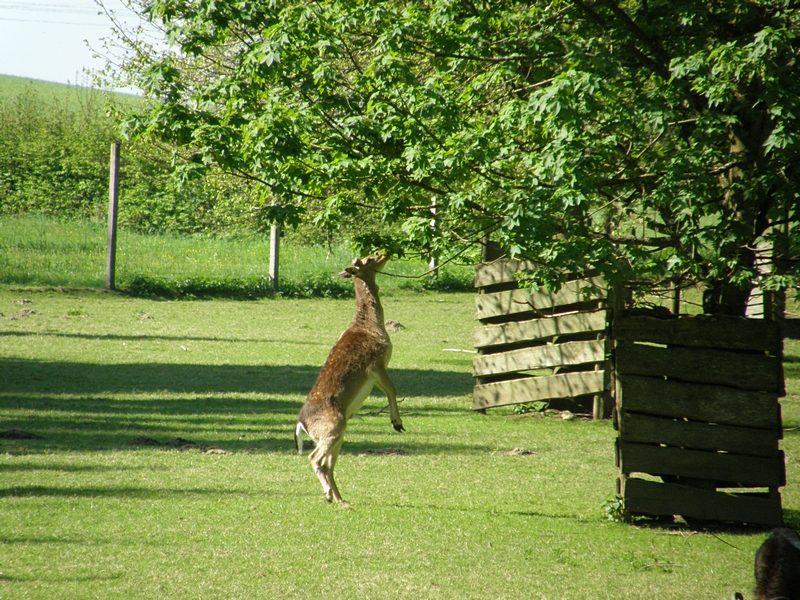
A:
0,0,155,91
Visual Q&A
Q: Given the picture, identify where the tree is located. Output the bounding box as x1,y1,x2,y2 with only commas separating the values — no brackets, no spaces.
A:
107,0,800,314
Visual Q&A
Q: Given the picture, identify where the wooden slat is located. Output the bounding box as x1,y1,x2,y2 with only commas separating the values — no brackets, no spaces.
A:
617,375,781,429
474,259,536,288
473,370,605,410
473,339,606,378
619,413,780,457
746,291,766,319
622,478,782,527
618,442,784,487
616,342,782,393
475,276,607,321
614,316,781,355
474,310,608,349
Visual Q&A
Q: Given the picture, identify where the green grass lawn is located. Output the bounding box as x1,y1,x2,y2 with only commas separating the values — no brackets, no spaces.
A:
2,288,799,599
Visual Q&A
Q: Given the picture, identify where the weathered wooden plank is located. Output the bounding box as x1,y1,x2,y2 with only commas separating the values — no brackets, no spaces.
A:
475,276,607,321
474,259,536,288
622,477,783,527
618,442,785,487
473,370,605,410
746,291,766,319
619,412,780,457
474,310,608,349
617,375,781,429
614,315,781,354
616,342,782,393
473,339,606,378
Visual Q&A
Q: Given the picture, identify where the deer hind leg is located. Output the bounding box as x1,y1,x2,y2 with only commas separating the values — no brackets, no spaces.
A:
322,436,346,504
308,433,346,503
308,441,334,501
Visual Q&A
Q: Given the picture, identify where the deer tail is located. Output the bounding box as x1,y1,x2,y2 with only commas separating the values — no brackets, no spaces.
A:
294,421,307,456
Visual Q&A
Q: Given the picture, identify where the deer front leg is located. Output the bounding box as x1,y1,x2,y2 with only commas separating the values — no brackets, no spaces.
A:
372,366,404,432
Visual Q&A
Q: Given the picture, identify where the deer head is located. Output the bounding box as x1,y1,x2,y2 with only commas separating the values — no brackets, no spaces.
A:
336,251,389,281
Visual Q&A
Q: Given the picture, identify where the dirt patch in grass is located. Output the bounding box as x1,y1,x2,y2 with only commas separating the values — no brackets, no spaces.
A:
499,447,537,457
0,429,44,439
357,448,405,457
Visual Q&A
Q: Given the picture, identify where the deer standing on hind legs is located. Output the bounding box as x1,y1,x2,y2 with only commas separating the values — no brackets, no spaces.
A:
294,251,404,505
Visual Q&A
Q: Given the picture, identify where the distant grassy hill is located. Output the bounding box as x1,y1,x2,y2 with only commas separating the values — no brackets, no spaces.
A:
0,74,140,109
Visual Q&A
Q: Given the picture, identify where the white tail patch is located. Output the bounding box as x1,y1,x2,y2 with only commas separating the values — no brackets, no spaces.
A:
294,422,310,456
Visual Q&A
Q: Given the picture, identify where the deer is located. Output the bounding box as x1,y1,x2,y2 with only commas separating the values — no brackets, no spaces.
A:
751,528,800,600
294,251,404,505
734,528,800,600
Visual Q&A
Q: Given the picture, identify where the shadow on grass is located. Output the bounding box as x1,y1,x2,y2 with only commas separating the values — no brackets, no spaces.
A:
0,462,150,473
617,514,774,535
782,508,800,529
0,408,486,454
0,358,473,397
0,485,280,499
783,319,800,340
0,572,125,583
0,358,475,453
0,330,325,346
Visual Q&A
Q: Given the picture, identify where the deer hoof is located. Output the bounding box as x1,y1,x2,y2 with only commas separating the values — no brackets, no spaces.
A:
393,422,405,432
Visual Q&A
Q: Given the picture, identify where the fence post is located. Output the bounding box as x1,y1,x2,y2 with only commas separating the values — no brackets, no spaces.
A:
269,222,280,290
428,197,438,275
106,142,120,291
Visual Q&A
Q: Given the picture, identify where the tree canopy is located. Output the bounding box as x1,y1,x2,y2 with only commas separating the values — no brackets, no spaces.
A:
108,0,800,314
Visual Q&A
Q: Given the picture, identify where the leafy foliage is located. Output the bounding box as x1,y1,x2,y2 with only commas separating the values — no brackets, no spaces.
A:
122,269,472,299
118,143,261,235
0,86,116,220
602,493,625,522
512,401,550,415
124,272,354,299
0,82,260,236
109,0,800,313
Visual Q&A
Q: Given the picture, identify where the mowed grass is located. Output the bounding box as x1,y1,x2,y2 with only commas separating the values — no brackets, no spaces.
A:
2,289,800,599
0,215,469,292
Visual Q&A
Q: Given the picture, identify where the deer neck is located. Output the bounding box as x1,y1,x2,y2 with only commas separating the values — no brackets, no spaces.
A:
352,277,385,332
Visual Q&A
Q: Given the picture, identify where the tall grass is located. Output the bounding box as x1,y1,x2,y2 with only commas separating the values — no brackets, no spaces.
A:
0,216,106,287
0,215,472,296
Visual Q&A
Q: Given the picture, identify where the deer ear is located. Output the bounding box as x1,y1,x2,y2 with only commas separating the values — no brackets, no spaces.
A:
337,267,357,278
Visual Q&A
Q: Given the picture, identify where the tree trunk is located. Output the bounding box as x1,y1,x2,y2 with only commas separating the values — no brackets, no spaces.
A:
702,281,753,317
702,240,757,317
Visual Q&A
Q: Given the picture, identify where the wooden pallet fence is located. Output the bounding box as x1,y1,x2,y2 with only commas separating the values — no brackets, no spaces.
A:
614,315,785,527
472,259,613,418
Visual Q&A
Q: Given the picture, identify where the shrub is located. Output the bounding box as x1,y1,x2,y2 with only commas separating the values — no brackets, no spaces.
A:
0,83,258,236
0,86,114,220
123,273,353,300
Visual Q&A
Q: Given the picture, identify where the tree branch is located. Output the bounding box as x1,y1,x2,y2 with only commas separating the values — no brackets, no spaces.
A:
405,39,564,64
605,233,677,248
569,0,671,81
